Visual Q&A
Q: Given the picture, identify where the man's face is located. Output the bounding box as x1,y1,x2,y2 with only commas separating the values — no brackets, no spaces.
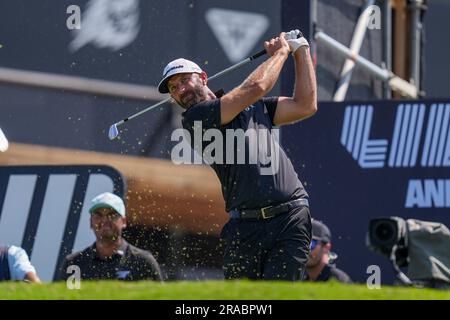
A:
167,73,206,109
90,207,126,243
306,239,330,267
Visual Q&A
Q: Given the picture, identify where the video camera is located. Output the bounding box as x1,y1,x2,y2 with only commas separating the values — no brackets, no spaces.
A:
367,217,450,288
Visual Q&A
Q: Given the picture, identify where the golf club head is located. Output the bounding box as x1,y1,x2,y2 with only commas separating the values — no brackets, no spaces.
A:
108,123,120,140
0,127,9,152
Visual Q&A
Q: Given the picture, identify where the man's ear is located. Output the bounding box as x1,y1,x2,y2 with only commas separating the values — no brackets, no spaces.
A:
323,242,332,253
200,71,208,85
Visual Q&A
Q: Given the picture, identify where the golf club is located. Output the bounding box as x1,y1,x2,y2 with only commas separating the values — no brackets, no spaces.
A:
108,48,267,140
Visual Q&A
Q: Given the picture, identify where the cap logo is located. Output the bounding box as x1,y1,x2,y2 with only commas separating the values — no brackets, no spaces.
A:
163,65,185,77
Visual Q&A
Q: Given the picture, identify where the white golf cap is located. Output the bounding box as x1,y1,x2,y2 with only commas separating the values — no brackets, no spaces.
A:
89,192,126,217
158,58,203,94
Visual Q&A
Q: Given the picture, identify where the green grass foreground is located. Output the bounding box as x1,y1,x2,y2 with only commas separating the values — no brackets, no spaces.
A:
1,280,449,300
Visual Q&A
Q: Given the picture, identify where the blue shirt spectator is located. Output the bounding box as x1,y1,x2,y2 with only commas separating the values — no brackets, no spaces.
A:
0,245,41,283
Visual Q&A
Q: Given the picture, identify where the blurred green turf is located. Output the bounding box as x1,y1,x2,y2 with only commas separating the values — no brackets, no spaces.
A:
0,280,449,300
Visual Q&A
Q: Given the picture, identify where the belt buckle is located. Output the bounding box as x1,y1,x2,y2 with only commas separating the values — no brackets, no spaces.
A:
261,206,272,219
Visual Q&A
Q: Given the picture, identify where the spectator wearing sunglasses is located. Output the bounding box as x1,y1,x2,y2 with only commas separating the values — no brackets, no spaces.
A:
58,192,163,281
304,220,352,283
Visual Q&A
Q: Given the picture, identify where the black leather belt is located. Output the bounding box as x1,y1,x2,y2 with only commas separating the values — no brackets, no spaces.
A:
229,198,309,220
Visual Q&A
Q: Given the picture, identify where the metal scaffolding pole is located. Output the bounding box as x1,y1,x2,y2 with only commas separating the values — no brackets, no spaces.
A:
409,0,424,89
383,0,393,99
316,31,418,98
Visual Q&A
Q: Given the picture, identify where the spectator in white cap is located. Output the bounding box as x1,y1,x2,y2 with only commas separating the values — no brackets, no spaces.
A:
58,192,162,281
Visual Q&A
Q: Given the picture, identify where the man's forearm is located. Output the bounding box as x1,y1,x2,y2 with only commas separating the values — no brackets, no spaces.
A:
25,271,41,283
219,34,290,125
240,51,289,95
293,47,317,107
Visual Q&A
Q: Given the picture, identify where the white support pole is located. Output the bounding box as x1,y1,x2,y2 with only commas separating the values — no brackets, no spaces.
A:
333,0,375,101
316,31,418,98
0,67,165,101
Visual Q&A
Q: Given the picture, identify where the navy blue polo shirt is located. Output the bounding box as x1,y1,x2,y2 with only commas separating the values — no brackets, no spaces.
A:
181,96,308,212
58,240,163,281
304,264,353,283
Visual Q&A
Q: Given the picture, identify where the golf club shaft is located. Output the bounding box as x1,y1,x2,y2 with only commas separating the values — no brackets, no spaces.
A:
116,97,172,126
112,49,267,128
209,49,267,81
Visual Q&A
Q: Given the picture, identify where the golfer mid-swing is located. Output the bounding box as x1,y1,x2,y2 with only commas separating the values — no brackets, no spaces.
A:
158,30,317,280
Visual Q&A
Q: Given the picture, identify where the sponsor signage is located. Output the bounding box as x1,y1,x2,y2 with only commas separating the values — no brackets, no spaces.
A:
0,165,125,281
283,99,450,282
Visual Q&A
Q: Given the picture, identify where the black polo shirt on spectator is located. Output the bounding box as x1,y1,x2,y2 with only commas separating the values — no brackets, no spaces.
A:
304,264,352,283
59,240,162,281
181,96,308,212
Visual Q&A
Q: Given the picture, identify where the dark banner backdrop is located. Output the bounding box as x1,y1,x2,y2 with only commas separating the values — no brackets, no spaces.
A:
282,99,450,283
0,0,281,91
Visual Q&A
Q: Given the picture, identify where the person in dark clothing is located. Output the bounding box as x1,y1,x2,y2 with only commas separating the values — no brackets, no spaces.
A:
59,192,162,281
158,30,317,280
304,220,352,283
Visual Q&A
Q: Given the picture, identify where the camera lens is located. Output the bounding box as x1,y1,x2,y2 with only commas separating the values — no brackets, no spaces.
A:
374,221,397,244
